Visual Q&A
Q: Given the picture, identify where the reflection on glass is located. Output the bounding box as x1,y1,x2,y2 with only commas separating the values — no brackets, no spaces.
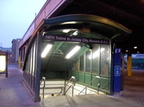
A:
89,48,105,59
92,44,100,74
76,44,110,75
100,45,109,76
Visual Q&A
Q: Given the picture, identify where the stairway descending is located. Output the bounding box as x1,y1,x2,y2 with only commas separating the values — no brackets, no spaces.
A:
40,79,65,98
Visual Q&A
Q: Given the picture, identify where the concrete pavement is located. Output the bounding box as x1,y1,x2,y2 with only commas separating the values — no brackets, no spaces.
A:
0,64,39,107
0,64,143,107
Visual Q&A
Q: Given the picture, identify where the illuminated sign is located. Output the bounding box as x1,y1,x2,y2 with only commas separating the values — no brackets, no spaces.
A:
0,55,6,72
44,35,109,45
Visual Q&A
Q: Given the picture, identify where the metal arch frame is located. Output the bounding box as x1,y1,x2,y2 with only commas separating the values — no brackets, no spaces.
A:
22,14,132,70
43,14,132,34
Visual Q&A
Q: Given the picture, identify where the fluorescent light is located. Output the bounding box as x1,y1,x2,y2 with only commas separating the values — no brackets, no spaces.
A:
63,29,70,33
65,45,81,59
41,44,52,58
73,30,78,36
62,21,77,24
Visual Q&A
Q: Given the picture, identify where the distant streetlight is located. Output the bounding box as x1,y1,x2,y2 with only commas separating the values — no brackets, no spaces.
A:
134,46,137,49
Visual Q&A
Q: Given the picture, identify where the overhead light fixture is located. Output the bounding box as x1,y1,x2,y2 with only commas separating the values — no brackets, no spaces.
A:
41,44,53,58
73,30,78,36
65,45,81,59
62,29,70,33
62,21,77,25
42,32,46,36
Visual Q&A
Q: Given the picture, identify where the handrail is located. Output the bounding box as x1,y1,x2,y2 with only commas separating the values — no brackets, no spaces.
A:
63,76,76,96
40,77,46,98
40,76,76,97
96,76,101,94
78,76,101,95
66,76,76,86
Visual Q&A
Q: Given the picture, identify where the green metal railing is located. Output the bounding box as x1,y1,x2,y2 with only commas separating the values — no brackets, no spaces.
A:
63,76,76,96
78,76,101,95
40,76,76,98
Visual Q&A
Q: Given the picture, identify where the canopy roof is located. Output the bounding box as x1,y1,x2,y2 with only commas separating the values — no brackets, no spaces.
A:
43,14,131,40
40,14,131,72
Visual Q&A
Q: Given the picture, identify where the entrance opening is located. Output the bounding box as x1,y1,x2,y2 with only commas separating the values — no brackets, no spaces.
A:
40,40,110,98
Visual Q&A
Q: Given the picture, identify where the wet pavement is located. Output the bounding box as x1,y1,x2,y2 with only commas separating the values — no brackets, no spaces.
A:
0,64,144,107
120,70,144,105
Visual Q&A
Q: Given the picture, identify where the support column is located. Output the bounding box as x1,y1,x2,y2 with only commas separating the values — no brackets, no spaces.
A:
113,48,121,92
127,53,132,76
34,33,42,102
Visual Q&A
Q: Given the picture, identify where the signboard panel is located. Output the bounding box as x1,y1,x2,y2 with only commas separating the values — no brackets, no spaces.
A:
114,65,121,76
114,48,121,65
44,35,109,44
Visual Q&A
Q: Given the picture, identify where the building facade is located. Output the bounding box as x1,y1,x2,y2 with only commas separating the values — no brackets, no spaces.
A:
11,39,21,64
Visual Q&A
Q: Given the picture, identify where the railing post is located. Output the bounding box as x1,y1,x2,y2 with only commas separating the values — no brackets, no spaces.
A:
64,76,76,96
63,70,67,95
41,77,46,99
71,76,76,96
78,75,101,95
85,87,87,95
72,85,74,96
96,76,101,94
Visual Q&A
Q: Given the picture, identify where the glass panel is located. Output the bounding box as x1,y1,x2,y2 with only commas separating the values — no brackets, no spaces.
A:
72,61,78,71
92,44,100,74
86,50,91,72
32,41,36,76
100,45,110,76
80,55,84,71
26,52,30,72
30,47,33,75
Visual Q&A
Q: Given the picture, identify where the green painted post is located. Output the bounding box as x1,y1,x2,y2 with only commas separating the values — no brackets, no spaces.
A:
84,53,86,72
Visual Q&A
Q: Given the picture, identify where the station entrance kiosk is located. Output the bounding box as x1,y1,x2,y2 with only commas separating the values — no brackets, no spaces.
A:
19,14,131,101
